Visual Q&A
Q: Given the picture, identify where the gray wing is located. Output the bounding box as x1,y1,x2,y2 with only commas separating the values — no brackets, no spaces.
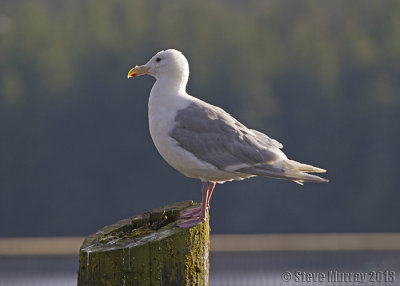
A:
170,100,283,170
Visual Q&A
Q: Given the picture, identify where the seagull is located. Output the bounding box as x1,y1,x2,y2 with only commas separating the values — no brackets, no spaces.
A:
127,49,328,228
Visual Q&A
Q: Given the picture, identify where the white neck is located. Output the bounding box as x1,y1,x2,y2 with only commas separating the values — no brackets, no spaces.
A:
147,74,192,156
153,75,187,94
148,62,192,119
148,75,192,117
156,62,189,91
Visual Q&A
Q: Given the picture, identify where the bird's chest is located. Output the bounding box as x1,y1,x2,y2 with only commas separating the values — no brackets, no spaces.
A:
148,90,189,145
148,92,193,169
148,109,176,151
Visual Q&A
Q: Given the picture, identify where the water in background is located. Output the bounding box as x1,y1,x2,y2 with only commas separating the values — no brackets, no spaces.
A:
1,251,399,286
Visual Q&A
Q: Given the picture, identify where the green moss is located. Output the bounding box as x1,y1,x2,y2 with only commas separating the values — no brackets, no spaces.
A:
78,201,210,286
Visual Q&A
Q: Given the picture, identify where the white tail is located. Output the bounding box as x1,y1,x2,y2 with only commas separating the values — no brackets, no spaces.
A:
285,160,327,173
238,159,329,185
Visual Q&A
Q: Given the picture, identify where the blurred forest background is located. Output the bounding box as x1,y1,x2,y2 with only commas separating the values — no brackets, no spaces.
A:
1,0,399,237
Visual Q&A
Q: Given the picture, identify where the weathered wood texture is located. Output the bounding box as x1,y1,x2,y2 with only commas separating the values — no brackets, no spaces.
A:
77,201,210,286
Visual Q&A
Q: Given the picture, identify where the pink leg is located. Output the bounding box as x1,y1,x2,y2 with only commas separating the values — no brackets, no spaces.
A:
180,207,201,218
179,181,208,218
178,181,210,228
206,182,215,209
181,181,216,218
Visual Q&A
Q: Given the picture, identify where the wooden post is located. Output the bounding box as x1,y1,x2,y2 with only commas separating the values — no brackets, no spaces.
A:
77,201,210,286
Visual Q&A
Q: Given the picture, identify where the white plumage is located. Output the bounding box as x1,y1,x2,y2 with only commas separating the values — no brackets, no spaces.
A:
128,49,328,228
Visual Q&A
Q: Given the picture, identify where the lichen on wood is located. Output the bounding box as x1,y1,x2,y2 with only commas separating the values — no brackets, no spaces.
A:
77,200,210,286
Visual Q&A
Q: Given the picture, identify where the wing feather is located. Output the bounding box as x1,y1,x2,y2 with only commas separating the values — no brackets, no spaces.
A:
170,100,283,171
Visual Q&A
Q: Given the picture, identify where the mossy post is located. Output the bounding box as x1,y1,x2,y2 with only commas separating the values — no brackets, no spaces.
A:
77,201,210,286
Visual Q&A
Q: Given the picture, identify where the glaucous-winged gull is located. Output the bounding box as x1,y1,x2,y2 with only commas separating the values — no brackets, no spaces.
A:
127,49,328,228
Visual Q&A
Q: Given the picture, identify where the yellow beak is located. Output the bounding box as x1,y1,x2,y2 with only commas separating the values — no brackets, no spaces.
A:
127,65,150,78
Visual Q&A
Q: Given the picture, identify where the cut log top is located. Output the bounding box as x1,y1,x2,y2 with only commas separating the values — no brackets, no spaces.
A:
81,201,199,253
78,200,210,286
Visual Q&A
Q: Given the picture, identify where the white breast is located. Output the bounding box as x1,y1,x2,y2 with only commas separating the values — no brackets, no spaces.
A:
148,84,221,180
147,82,256,183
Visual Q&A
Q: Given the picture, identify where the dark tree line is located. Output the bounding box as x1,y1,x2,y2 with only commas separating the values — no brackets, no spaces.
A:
1,0,399,236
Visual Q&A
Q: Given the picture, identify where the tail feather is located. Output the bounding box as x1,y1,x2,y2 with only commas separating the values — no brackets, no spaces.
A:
285,159,326,173
283,169,329,184
237,160,329,184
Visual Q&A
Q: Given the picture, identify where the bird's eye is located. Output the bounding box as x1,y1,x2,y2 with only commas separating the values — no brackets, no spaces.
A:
156,57,162,63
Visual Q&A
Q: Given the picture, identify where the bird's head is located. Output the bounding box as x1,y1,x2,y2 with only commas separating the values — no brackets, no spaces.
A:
127,49,189,82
